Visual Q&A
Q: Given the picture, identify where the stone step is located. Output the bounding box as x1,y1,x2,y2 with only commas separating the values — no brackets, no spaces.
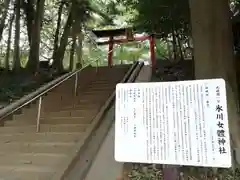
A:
87,83,117,87
41,93,110,103
22,109,97,118
0,66,131,180
0,152,68,167
0,124,88,133
46,109,97,117
19,107,98,118
8,116,94,126
81,91,113,95
43,94,108,102
0,171,53,180
85,85,113,89
0,164,55,173
15,111,88,120
76,99,107,104
77,93,111,99
41,104,102,112
40,116,94,124
11,101,104,122
0,132,84,143
41,94,108,102
61,103,103,110
0,142,78,154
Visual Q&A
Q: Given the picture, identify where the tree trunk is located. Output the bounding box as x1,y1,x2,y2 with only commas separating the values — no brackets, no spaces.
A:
69,36,76,71
187,37,191,47
26,0,45,73
172,26,177,61
22,0,35,45
0,0,11,41
52,2,64,59
189,0,240,147
177,34,184,61
5,12,14,71
13,0,21,72
52,5,74,71
167,40,173,62
76,31,83,68
120,46,124,64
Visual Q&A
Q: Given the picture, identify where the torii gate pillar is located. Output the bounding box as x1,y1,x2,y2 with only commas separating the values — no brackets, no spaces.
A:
108,36,114,67
149,34,156,68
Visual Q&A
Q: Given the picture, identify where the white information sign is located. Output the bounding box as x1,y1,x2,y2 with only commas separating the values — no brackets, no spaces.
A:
115,78,231,168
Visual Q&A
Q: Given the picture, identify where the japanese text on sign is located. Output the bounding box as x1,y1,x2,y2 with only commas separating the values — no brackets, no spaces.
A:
215,86,227,155
115,79,231,168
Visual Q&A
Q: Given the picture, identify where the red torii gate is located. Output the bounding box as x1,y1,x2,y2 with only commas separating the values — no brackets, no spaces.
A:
92,28,156,68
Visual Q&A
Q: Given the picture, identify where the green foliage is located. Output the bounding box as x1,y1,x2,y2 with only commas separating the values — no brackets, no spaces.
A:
119,0,190,37
0,75,45,102
155,39,168,59
0,0,173,101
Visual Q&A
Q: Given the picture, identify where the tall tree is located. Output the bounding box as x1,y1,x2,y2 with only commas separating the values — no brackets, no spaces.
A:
52,3,74,71
189,0,240,148
69,35,76,71
76,31,83,68
53,0,91,71
26,0,45,72
13,0,21,71
52,1,64,59
21,0,35,44
5,12,15,71
0,0,11,41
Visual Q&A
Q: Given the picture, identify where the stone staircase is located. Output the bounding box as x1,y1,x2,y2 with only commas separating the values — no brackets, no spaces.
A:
0,65,130,180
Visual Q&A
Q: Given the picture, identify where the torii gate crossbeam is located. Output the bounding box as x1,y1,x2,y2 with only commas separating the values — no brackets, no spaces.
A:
92,28,156,68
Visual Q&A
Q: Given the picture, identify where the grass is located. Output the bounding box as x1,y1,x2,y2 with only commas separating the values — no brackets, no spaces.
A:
122,164,240,180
